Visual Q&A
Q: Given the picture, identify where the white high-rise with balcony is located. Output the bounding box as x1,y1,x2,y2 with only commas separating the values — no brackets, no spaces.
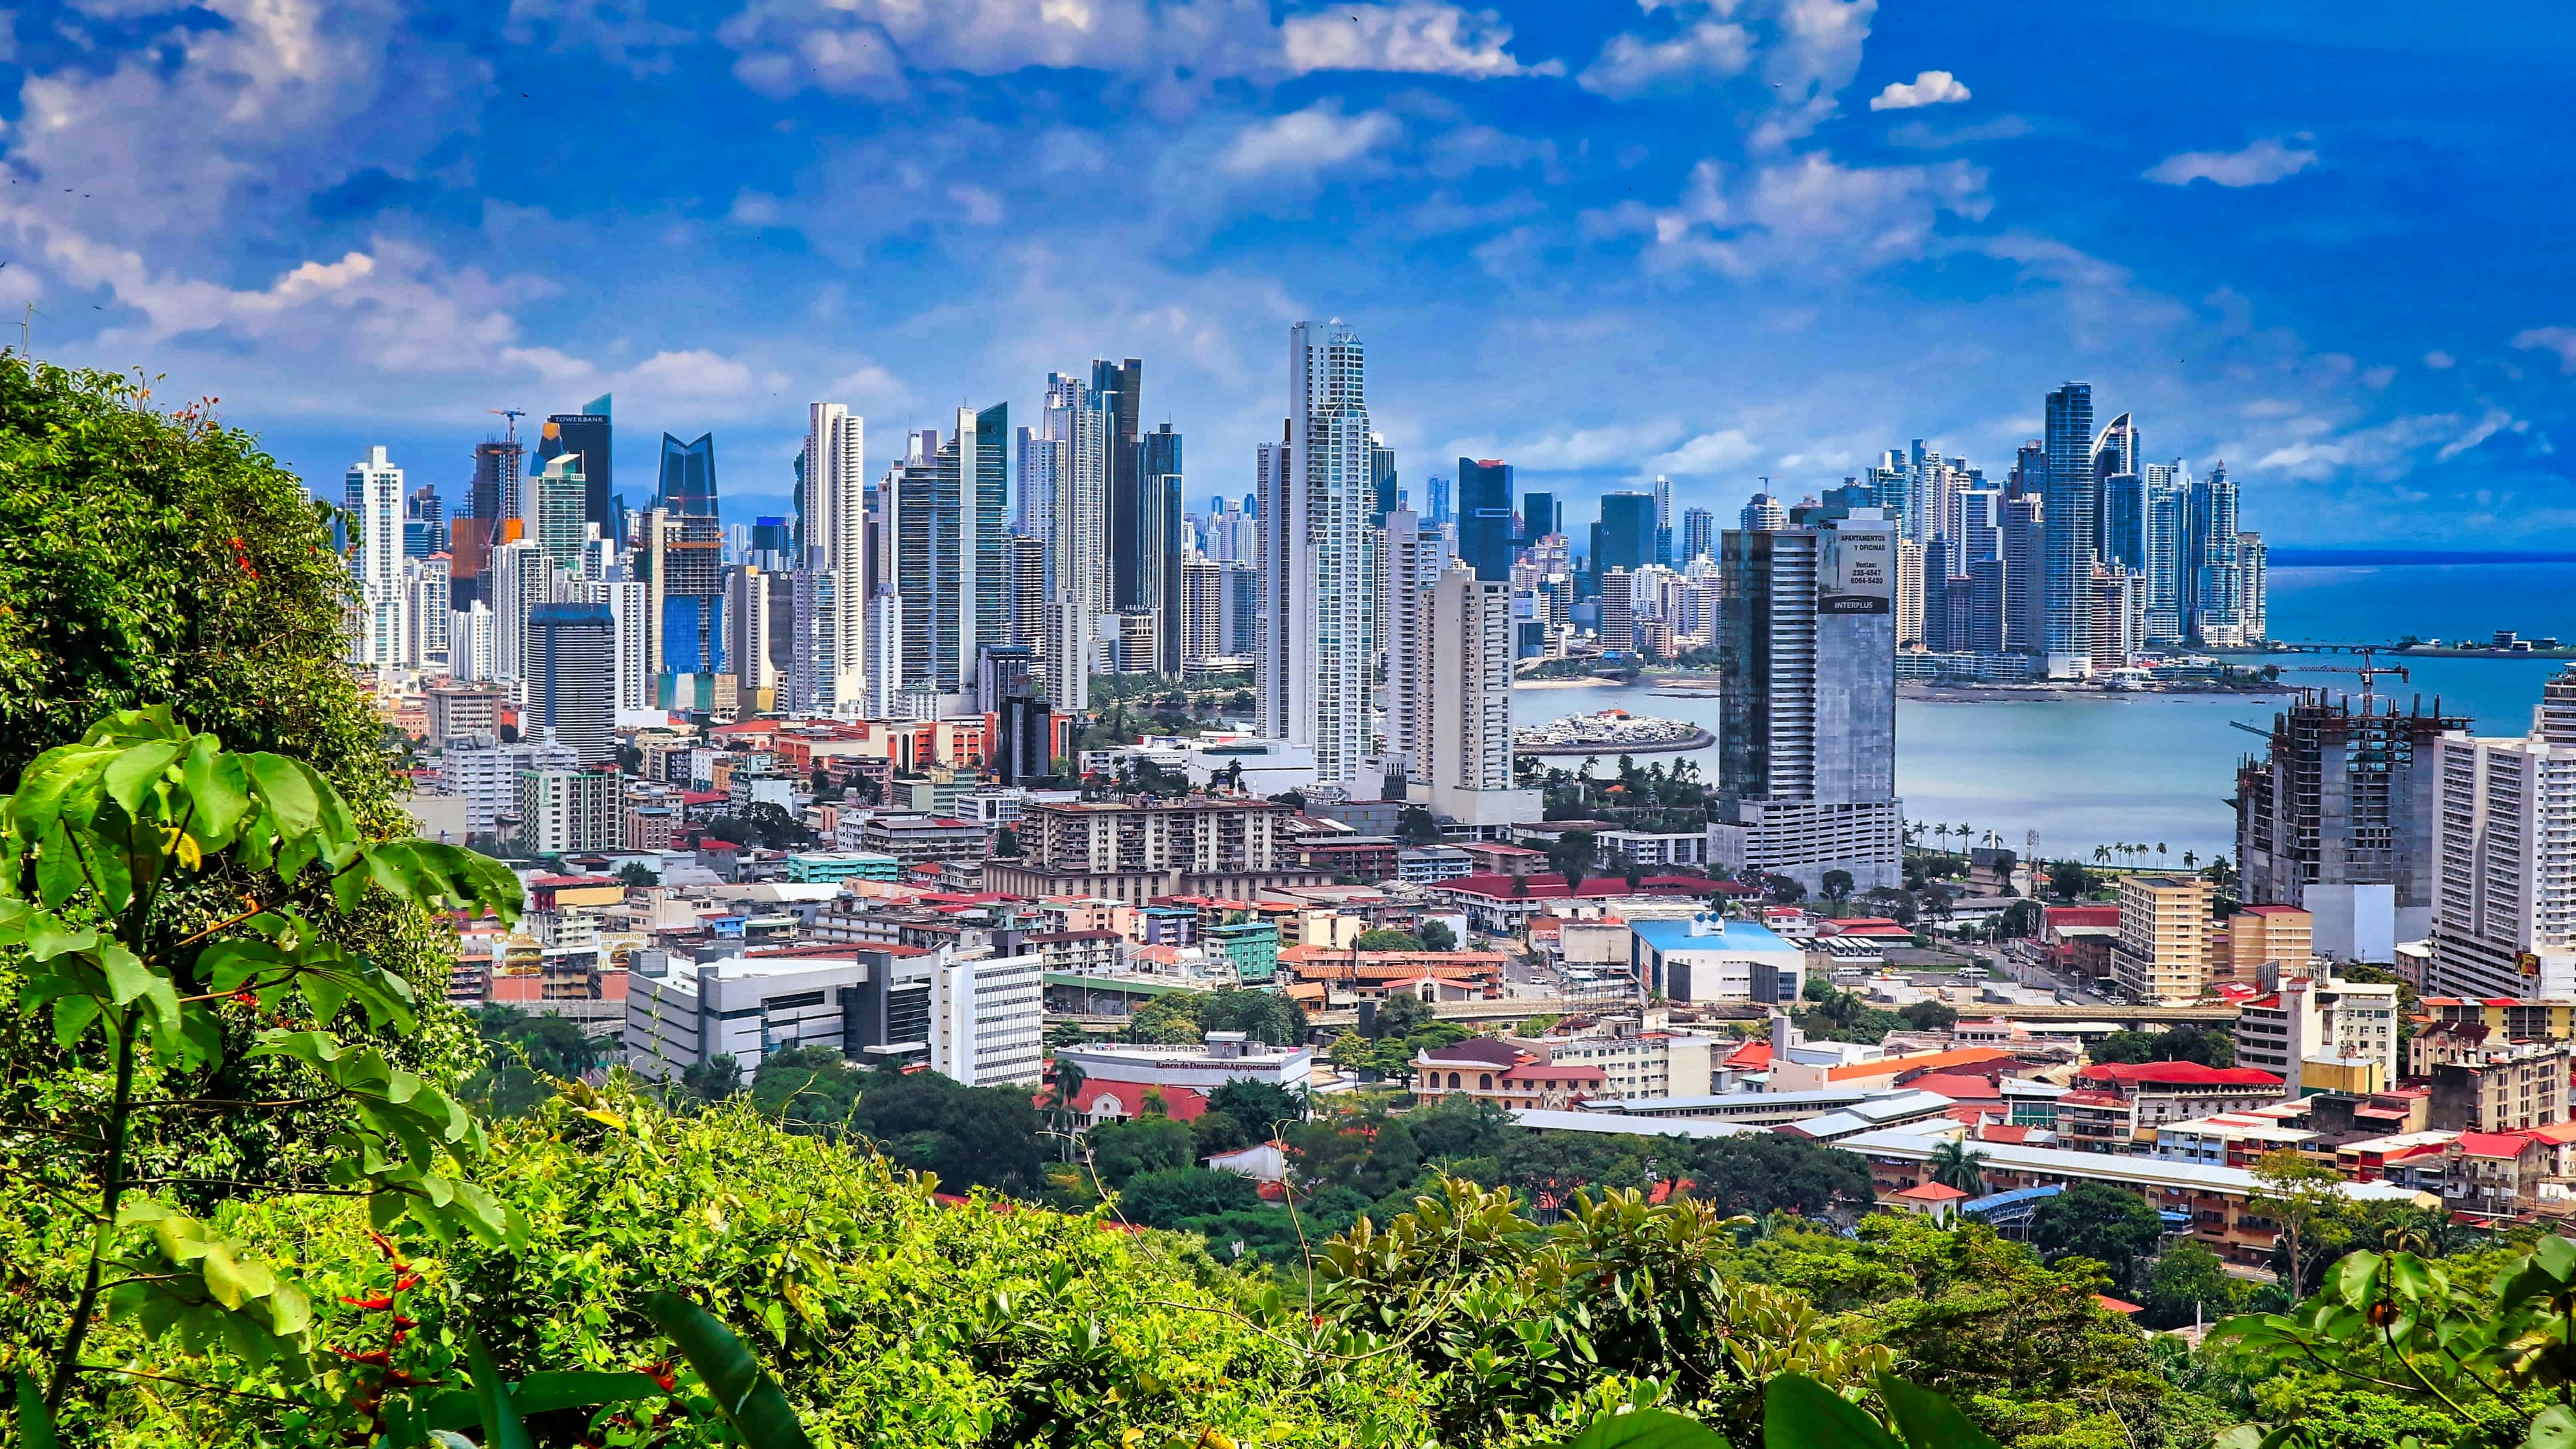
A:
2428,669,2576,1000
805,401,867,711
1258,321,1371,788
344,447,408,667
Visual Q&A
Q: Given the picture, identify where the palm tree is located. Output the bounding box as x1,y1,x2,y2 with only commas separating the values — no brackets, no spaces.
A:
1928,1140,1987,1196
2093,845,2112,866
2183,850,2198,870
2156,842,2169,865
1050,1057,1090,1161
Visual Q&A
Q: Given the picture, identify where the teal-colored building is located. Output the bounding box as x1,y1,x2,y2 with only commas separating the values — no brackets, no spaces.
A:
785,851,902,884
1207,921,1281,985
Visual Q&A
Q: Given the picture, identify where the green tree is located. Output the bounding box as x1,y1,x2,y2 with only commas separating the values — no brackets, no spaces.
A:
1927,1140,1987,1196
1417,919,1458,952
2139,1240,2243,1330
1117,1166,1262,1228
1087,1114,1197,1187
614,861,659,888
748,1044,866,1135
2049,861,2093,900
851,1068,1049,1196
1900,1000,1960,1032
1822,869,1857,902
992,825,1021,858
1190,1108,1254,1158
1207,1078,1304,1135
2249,1147,2349,1300
680,1053,744,1102
0,708,524,1415
1397,805,1443,846
1355,927,1425,951
1374,993,1438,1038
2029,1182,2167,1288
473,1004,600,1080
1547,829,1597,890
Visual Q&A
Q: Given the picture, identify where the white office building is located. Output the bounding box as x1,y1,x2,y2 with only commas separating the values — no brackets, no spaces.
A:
805,401,870,711
2428,669,2576,1000
1415,565,1539,829
437,732,576,836
1048,371,1107,712
623,944,1044,1089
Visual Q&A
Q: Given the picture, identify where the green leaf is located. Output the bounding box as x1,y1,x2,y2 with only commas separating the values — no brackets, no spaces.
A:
2531,1405,2576,1449
246,754,321,840
1881,1377,2003,1449
511,1371,665,1415
102,740,183,820
95,940,157,1006
639,1291,816,1449
1566,1408,1731,1448
179,736,253,850
467,1332,536,1449
1764,1375,1897,1449
14,1373,58,1449
26,914,97,962
201,1242,249,1309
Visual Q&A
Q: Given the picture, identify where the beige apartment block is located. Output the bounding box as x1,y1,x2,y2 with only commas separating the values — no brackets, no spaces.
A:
2111,874,2217,1004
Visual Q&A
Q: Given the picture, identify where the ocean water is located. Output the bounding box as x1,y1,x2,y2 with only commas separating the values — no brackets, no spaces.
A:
1511,562,2576,866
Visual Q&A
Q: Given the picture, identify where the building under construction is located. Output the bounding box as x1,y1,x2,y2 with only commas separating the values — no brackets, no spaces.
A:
2235,688,2467,961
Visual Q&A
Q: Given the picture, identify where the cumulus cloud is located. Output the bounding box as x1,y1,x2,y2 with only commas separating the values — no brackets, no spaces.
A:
2513,327,2576,373
1219,105,1401,179
2425,350,2457,369
2251,413,2461,481
1578,17,1754,97
1868,69,1969,110
2145,136,2319,188
1626,151,1989,278
506,0,695,75
717,0,1279,99
1653,427,1762,474
1283,3,1559,78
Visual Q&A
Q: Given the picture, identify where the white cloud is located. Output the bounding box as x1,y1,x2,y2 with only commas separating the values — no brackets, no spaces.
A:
2424,350,2457,369
1219,105,1401,179
507,0,695,75
1868,69,1969,110
2437,407,2529,461
2513,326,2576,373
2145,137,2319,188
1283,3,1559,78
1632,151,1989,278
2251,414,2460,481
719,0,1279,99
1749,0,1877,149
1578,18,1753,97
1653,427,1761,474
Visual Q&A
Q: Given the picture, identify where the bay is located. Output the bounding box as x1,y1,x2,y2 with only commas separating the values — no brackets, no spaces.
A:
1511,561,2576,866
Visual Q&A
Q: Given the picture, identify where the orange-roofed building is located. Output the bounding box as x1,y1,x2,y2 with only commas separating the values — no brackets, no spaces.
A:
1892,1181,1968,1222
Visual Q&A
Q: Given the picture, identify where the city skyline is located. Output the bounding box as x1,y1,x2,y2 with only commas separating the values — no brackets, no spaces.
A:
1,3,2569,547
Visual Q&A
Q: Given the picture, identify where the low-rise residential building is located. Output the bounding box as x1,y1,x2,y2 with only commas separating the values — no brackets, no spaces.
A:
2424,1038,2573,1133
2420,998,2576,1043
1027,929,1123,978
1398,846,1473,884
2057,1061,2287,1153
2111,874,2217,1004
2152,1107,2321,1167
2221,904,2315,984
1511,1025,1720,1100
857,814,990,864
2234,975,2403,1093
1204,921,1281,984
785,851,903,884
1413,1036,1607,1110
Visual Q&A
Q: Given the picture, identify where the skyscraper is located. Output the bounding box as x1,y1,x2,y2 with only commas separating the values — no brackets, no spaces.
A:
890,406,1008,706
1051,371,1109,711
1592,491,1656,577
1739,492,1787,533
2042,382,2096,676
2187,463,2243,645
1139,421,1183,669
657,432,718,517
468,437,522,524
1653,474,1673,566
1680,507,1716,565
526,599,617,763
804,401,868,712
1457,457,1514,582
537,394,613,533
530,453,587,574
2430,670,2576,999
1382,507,1455,779
1257,320,1371,788
1520,490,1560,546
1369,434,1398,525
1712,512,1902,892
344,447,407,668
1419,565,1538,826
403,482,444,561
2003,494,2045,655
1099,357,1148,627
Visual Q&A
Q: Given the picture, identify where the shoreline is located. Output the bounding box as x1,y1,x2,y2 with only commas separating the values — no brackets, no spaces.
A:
1514,675,1626,689
1897,681,2294,703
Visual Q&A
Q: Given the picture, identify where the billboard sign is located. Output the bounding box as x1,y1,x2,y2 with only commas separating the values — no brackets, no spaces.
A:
1821,526,1893,615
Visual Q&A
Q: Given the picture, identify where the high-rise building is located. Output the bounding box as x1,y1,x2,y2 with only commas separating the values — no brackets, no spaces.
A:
1369,434,1398,525
1423,474,1451,527
786,567,838,716
889,405,1008,707
403,482,445,561
2002,493,2045,655
596,578,648,712
1139,421,1183,669
636,508,725,683
1050,371,1110,712
1457,457,1514,583
1895,539,1924,649
1382,508,1455,779
1652,475,1673,566
530,453,587,574
657,432,718,517
2090,565,2141,672
804,401,869,713
1520,490,1560,547
2239,532,2267,643
2187,464,2243,645
2091,411,2139,563
2110,873,2216,1004
1099,358,1150,635
2041,382,2096,676
1257,321,1372,788
1220,560,1259,658
1680,507,1716,565
1417,565,1538,828
526,600,617,764
726,565,792,710
537,394,613,534
1179,554,1225,669
405,556,450,669
1593,492,1656,578
517,764,618,856
2427,671,2576,999
449,602,496,683
2239,690,2467,962
1739,492,1786,533
1711,513,1902,892
468,437,522,524
343,446,407,669
1009,533,1049,658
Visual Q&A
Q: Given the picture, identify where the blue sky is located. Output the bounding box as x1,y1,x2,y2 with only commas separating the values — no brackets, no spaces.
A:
3,0,2570,547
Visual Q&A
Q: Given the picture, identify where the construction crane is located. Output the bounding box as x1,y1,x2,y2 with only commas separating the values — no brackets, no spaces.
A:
2291,646,2409,710
487,407,526,445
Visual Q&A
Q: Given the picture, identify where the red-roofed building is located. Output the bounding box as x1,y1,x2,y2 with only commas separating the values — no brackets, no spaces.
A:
1892,1181,1968,1222
2060,1061,2287,1153
1431,872,1718,935
1057,1077,1210,1125
1815,917,1914,941
2451,1131,2550,1214
1413,1036,1607,1110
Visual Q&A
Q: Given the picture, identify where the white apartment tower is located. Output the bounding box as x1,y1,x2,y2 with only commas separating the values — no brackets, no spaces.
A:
1258,321,1371,788
2428,669,2576,1000
344,447,408,668
806,402,868,711
1419,565,1539,828
1381,507,1455,780
1049,371,1107,712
